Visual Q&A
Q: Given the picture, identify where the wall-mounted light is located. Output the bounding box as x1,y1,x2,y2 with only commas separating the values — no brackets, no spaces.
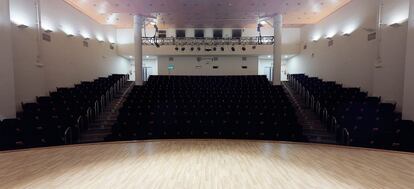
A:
389,23,402,28
17,24,28,29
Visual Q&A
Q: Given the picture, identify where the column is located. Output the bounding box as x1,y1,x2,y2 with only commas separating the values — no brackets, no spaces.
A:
0,0,16,118
272,14,282,85
134,15,143,85
403,0,414,120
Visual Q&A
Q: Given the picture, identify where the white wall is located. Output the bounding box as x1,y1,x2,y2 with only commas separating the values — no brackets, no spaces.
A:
403,0,414,120
158,56,258,76
0,0,16,118
9,0,130,110
286,0,409,111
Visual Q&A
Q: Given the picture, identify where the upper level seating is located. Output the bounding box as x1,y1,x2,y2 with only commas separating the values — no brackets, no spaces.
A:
288,74,414,152
110,76,303,141
0,74,129,151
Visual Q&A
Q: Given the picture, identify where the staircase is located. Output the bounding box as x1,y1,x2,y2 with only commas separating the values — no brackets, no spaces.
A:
79,81,134,143
282,82,337,144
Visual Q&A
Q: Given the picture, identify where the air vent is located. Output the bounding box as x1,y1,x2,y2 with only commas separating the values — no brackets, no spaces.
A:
169,57,174,61
368,32,377,41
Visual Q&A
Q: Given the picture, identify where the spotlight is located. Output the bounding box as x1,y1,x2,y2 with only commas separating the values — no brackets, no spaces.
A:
231,47,235,51
197,47,201,51
181,47,186,51
221,47,225,51
242,46,246,51
175,47,179,51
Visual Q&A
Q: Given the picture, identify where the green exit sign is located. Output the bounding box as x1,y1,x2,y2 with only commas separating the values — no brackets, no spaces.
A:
168,64,175,71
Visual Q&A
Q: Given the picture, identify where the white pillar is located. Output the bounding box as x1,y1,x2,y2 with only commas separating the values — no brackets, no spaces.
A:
272,14,282,85
134,15,143,85
403,0,414,120
0,0,16,118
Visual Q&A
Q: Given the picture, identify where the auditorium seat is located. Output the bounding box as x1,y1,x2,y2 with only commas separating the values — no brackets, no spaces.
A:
0,74,129,150
109,75,303,142
288,74,414,152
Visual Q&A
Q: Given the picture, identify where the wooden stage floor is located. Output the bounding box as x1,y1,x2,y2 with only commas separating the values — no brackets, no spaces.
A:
0,140,413,189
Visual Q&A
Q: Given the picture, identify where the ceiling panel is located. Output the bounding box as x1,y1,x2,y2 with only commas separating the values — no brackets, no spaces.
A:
64,0,351,28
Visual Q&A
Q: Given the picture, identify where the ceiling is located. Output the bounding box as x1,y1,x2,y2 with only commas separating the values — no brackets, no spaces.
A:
65,0,351,28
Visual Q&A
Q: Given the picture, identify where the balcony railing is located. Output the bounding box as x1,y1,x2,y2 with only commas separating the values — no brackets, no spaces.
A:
142,36,274,47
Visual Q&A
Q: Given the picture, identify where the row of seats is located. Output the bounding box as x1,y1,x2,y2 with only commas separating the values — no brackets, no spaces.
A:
288,74,414,152
0,74,129,150
108,75,304,141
